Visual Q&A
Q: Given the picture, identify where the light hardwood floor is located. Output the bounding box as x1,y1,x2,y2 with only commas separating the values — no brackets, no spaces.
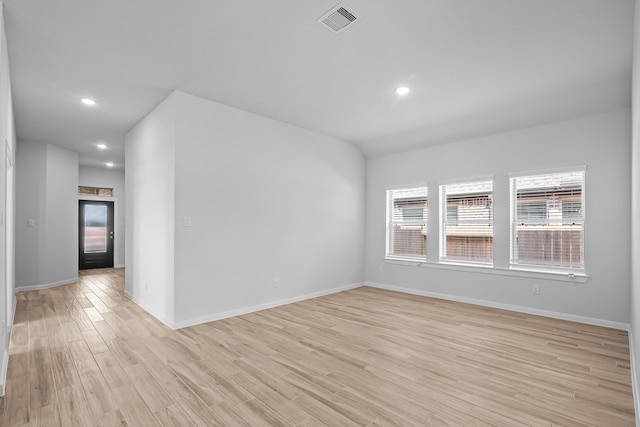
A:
0,268,635,426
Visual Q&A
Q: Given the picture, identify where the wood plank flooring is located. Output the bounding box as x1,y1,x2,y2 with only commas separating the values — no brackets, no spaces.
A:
0,268,635,426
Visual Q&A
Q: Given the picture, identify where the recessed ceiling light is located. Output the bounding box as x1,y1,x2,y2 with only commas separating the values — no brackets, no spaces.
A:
106,162,114,168
395,86,411,96
96,143,107,150
81,98,96,106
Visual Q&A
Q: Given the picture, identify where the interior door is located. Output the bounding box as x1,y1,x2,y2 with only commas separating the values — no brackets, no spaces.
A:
79,200,114,270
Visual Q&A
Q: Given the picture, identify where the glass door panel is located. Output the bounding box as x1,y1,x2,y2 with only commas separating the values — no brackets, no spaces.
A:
84,205,107,253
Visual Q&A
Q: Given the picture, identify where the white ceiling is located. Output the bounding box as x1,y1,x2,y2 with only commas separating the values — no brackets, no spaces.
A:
3,0,635,170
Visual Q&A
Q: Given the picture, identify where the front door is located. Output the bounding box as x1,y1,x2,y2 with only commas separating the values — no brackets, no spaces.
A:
79,200,114,270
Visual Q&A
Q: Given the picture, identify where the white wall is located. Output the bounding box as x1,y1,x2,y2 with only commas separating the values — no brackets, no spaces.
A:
79,166,125,267
172,91,365,326
0,2,15,397
45,144,78,283
15,140,46,287
16,141,78,290
125,93,176,325
629,0,640,421
365,109,631,326
125,90,365,328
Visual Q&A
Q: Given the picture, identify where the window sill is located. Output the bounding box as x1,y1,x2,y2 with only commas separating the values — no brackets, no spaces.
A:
383,258,589,283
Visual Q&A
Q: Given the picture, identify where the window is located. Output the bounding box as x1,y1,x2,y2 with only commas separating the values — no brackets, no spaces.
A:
402,208,424,221
446,205,458,223
440,179,493,264
386,186,428,260
79,186,113,197
562,199,582,221
510,169,585,271
517,200,548,220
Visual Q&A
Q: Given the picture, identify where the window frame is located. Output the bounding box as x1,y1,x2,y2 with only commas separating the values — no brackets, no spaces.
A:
439,177,494,266
385,185,428,262
79,186,113,197
509,166,586,273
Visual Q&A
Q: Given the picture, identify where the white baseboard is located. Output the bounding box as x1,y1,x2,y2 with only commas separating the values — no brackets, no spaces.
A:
366,281,630,331
15,277,79,292
0,347,7,397
123,290,175,329
629,331,640,427
174,282,364,329
173,282,364,330
1,296,16,396
125,282,364,331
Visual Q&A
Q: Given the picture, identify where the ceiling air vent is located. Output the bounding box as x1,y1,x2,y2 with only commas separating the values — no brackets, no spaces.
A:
318,3,359,33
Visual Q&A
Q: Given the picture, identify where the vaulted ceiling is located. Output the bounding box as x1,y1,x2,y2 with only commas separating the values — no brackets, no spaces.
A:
3,0,634,169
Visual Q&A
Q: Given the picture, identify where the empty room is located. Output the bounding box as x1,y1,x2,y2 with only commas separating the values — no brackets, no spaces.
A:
0,0,640,425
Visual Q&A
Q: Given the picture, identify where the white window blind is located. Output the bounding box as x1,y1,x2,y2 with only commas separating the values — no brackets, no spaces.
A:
510,170,585,271
386,187,428,260
439,180,493,264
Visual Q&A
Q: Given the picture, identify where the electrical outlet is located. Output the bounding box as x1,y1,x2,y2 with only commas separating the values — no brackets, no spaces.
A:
183,216,192,227
532,284,540,295
274,278,280,288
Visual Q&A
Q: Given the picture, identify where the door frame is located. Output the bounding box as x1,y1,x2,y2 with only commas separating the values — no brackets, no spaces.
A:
78,195,119,269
